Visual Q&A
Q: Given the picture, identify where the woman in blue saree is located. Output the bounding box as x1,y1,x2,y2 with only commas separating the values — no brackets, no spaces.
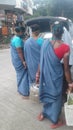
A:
36,22,73,128
10,27,29,99
24,24,44,86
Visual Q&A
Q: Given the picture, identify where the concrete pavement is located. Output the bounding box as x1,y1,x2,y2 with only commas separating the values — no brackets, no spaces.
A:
0,49,73,130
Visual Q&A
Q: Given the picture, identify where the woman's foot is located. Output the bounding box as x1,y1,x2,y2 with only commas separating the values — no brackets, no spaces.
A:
37,113,44,121
50,120,65,129
17,92,29,99
22,96,29,99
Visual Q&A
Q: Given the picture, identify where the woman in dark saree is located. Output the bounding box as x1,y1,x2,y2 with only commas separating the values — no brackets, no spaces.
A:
36,22,73,128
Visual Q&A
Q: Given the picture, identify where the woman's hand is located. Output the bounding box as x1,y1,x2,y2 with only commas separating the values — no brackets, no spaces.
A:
36,72,40,84
68,82,73,93
23,61,27,69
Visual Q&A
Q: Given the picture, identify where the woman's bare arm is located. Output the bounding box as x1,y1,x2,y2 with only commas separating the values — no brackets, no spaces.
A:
63,52,73,91
36,65,40,83
63,52,72,83
16,48,26,68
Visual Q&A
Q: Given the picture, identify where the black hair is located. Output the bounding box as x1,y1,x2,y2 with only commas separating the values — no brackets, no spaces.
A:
15,27,21,33
52,22,64,39
20,26,25,33
30,24,40,32
15,26,25,33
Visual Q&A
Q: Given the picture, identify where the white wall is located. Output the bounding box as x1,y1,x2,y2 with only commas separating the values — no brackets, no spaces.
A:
0,0,15,5
0,0,33,15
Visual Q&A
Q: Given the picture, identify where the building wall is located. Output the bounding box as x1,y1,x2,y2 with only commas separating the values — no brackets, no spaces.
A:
26,0,33,15
15,0,33,15
0,0,33,15
0,0,33,36
0,0,15,5
15,0,28,12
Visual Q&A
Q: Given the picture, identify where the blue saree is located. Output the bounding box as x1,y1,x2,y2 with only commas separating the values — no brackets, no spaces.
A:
10,36,29,96
39,39,63,123
24,37,43,85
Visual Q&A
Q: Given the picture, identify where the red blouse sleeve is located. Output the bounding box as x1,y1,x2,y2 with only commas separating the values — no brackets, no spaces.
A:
54,43,70,59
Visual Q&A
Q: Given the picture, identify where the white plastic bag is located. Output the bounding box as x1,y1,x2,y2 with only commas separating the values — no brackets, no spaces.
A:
30,83,39,101
64,92,73,126
67,92,73,105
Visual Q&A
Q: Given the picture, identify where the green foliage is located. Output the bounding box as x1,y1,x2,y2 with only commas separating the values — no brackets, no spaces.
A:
32,0,73,20
0,36,11,44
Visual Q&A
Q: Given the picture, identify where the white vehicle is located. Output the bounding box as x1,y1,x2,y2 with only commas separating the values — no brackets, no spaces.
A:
25,16,73,37
25,16,73,65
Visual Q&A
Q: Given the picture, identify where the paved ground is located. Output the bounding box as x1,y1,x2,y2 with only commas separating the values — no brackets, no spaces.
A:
0,49,73,130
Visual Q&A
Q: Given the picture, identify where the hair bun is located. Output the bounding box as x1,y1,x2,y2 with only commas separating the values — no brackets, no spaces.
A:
52,22,64,36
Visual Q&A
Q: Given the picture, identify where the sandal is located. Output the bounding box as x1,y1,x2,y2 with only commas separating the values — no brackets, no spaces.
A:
50,120,65,129
37,113,44,121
